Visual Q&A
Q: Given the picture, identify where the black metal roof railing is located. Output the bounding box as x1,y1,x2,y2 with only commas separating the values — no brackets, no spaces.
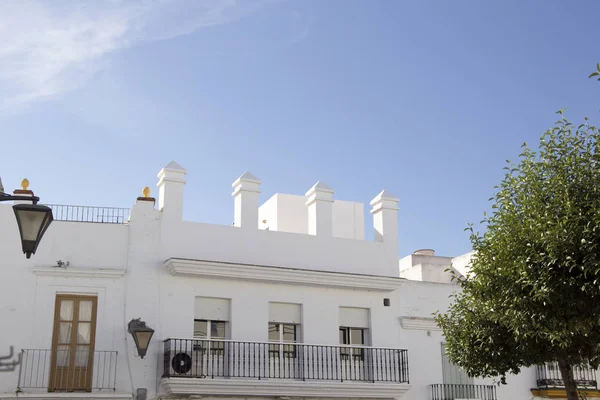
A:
44,204,130,224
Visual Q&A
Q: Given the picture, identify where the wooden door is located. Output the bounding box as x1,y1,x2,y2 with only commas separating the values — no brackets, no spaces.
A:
49,295,97,392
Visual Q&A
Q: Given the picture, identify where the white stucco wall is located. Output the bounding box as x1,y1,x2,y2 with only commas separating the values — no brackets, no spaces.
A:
258,193,278,231
399,253,457,283
0,205,130,395
258,193,365,240
452,251,474,277
158,276,399,347
161,220,390,276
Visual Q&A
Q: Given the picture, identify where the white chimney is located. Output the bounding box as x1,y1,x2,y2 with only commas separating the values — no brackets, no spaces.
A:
232,172,261,229
305,181,334,236
157,161,187,221
370,190,399,269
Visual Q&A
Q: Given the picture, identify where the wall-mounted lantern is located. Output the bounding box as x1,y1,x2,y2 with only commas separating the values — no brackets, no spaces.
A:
128,319,155,359
1,177,53,259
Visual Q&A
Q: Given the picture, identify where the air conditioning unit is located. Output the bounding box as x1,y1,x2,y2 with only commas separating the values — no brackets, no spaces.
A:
168,344,206,377
169,350,194,376
165,342,227,378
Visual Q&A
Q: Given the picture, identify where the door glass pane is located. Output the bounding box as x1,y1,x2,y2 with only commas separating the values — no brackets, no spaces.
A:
78,322,91,344
58,322,73,344
211,321,226,339
282,324,296,342
339,328,350,357
194,320,207,338
75,345,89,367
60,300,74,321
282,325,296,357
350,328,364,345
78,300,93,322
339,328,348,344
56,345,70,367
268,323,280,341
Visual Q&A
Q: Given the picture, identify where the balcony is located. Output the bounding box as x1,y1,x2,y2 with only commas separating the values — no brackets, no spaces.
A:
161,338,411,398
532,362,600,398
536,362,597,389
17,349,118,393
45,204,130,224
430,384,497,400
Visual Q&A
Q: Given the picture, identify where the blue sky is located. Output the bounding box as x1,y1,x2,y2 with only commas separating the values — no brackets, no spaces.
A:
1,0,599,257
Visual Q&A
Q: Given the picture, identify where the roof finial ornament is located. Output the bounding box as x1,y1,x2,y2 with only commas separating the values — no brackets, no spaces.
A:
142,186,151,198
21,178,29,191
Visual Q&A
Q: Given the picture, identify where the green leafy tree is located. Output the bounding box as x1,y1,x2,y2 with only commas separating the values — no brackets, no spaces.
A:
436,111,600,400
590,63,600,81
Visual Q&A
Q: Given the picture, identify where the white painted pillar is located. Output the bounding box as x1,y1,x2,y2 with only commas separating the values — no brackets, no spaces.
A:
371,190,399,274
305,181,334,237
232,172,261,229
156,161,187,221
127,186,161,399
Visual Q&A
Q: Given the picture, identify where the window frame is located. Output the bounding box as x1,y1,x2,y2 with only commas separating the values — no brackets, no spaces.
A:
193,319,228,355
268,322,298,359
339,326,367,360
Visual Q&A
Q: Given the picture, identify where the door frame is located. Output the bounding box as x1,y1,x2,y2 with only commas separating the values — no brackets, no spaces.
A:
48,294,98,392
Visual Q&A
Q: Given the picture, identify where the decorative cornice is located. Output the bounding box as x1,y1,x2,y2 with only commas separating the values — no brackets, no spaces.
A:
33,267,126,279
165,258,402,291
161,377,410,399
400,316,441,331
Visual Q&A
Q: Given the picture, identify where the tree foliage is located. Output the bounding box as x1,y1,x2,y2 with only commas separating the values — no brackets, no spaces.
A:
435,112,600,400
590,63,600,81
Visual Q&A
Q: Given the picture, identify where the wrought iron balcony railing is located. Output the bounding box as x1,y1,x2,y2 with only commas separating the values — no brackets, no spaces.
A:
17,349,118,392
430,384,497,400
536,362,597,389
44,204,130,224
163,338,409,383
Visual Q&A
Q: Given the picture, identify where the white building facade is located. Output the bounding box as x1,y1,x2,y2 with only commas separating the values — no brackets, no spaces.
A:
0,162,592,400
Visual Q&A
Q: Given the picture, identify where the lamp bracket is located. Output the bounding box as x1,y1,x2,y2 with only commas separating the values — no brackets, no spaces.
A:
0,193,40,204
0,346,22,372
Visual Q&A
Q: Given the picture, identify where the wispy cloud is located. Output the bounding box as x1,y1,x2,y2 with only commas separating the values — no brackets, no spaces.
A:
0,0,273,112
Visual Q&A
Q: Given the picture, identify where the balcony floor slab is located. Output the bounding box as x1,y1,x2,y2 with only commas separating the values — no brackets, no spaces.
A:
531,388,600,398
1,392,131,400
161,377,410,399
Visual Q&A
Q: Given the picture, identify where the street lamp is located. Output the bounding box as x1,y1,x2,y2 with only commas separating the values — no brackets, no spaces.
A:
0,177,53,259
128,319,155,359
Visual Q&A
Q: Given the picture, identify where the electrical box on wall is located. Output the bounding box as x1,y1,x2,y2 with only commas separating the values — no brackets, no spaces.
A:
136,388,147,400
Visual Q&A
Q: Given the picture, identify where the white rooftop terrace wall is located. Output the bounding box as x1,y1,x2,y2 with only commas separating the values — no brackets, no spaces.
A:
153,170,397,276
399,251,457,283
258,193,365,240
452,251,474,277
